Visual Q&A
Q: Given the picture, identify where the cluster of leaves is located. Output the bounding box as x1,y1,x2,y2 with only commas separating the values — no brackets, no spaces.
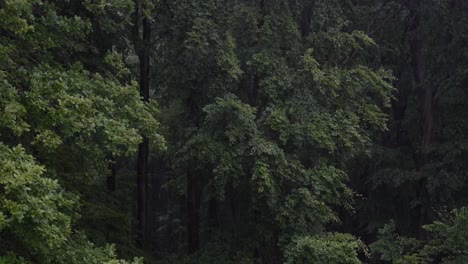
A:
370,221,422,264
0,144,143,263
285,233,367,264
153,241,254,264
371,208,468,264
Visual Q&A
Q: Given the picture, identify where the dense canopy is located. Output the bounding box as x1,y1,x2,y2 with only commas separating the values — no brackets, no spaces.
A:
1,0,468,263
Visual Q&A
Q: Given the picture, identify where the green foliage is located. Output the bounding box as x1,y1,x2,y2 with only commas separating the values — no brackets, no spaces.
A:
0,144,143,263
4,0,467,263
285,233,367,264
0,72,29,136
83,0,134,34
154,243,254,264
0,0,162,262
370,221,422,264
26,64,162,155
53,233,143,264
152,0,394,261
371,208,468,264
353,0,468,241
421,208,468,263
0,253,29,264
0,143,74,257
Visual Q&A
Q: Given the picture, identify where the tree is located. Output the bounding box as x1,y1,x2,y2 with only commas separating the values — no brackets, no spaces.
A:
0,0,162,261
346,0,468,241
150,0,393,262
132,0,153,248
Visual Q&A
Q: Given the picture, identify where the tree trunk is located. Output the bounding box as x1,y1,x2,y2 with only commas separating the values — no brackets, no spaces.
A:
187,171,202,254
134,0,152,247
106,159,116,192
407,0,433,159
300,5,312,37
137,137,149,244
407,0,433,241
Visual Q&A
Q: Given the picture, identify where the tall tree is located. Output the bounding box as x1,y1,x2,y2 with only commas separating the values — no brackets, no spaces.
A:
344,1,468,261
132,0,153,247
150,0,393,262
0,0,162,262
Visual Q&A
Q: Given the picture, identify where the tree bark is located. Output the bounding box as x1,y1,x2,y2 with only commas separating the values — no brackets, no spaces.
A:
406,0,433,240
187,171,202,254
407,0,433,166
134,0,152,247
300,4,312,37
106,159,116,192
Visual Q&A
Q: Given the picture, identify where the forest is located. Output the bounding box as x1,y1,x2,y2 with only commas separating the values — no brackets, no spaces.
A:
1,0,468,263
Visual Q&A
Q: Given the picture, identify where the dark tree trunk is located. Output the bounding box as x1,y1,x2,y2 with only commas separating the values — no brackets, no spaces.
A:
208,198,219,227
187,171,202,254
406,0,433,240
106,159,116,192
139,18,151,102
134,0,152,247
407,0,434,166
260,0,267,13
137,137,149,244
300,5,312,37
239,65,259,107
